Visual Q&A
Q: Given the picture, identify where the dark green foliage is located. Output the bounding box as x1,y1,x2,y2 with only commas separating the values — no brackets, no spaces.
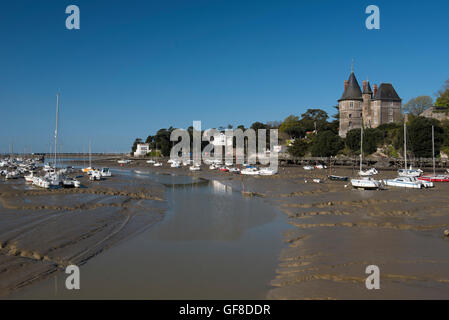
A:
408,117,444,158
310,130,344,157
345,128,382,155
287,138,308,157
345,128,361,154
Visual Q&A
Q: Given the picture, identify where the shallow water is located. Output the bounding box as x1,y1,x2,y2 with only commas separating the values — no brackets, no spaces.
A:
11,171,288,299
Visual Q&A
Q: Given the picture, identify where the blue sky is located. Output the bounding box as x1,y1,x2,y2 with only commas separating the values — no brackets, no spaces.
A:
1,0,448,153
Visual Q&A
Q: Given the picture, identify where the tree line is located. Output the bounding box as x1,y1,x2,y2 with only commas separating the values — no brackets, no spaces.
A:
131,79,449,159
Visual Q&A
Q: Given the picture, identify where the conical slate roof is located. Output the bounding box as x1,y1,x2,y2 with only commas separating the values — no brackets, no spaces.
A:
363,81,372,94
339,72,363,101
372,83,401,102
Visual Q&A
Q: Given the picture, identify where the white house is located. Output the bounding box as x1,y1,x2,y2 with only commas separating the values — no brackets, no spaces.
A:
134,143,150,157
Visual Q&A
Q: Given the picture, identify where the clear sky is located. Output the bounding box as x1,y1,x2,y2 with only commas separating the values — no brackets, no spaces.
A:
1,0,448,153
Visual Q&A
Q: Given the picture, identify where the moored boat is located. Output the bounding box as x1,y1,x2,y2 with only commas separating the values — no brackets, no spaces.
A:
350,177,383,190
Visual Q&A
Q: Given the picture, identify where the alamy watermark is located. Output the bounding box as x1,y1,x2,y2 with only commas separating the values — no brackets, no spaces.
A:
365,5,380,30
169,121,279,171
365,265,380,290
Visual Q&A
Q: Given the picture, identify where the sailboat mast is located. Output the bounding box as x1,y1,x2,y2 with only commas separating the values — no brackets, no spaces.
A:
360,125,363,172
54,93,59,168
432,125,436,176
404,122,407,170
89,141,92,168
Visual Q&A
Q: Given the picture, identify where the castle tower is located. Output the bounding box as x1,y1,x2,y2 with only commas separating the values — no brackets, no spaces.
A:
370,83,402,127
338,72,363,138
362,80,373,128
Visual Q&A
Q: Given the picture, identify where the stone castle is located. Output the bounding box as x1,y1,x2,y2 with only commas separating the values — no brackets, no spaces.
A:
338,72,402,137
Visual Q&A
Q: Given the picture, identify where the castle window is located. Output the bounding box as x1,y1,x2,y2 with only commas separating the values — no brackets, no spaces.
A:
388,108,394,122
349,121,352,127
349,113,352,118
350,102,354,109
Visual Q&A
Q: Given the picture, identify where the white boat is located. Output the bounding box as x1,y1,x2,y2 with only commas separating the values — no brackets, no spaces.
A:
398,166,423,178
259,168,277,176
89,170,101,181
183,159,193,166
228,167,241,174
398,123,423,177
43,163,53,172
32,176,50,189
351,126,382,190
5,171,19,179
383,177,425,189
100,167,112,177
63,178,81,188
359,168,378,176
45,172,62,186
146,160,155,164
303,165,314,171
313,178,322,184
153,162,162,167
24,172,35,182
117,159,132,164
170,161,181,168
351,177,383,190
241,167,260,175
189,165,201,171
314,164,327,170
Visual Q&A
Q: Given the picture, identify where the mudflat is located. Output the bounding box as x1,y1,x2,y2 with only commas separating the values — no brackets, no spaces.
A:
2,158,449,299
0,173,165,297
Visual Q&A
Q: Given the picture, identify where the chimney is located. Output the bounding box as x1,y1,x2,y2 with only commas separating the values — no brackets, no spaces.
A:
362,80,367,92
344,80,348,90
373,84,378,96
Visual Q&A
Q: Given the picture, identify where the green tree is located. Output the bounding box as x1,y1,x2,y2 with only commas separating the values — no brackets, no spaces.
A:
300,109,329,132
345,128,382,155
408,117,444,158
403,96,433,115
310,130,344,157
287,138,308,157
279,115,304,138
345,128,361,154
435,80,449,107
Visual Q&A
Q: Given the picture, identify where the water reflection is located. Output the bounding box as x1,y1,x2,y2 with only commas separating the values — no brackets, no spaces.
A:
211,180,232,195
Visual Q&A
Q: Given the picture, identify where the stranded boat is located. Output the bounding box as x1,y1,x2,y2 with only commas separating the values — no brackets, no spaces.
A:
383,177,432,189
350,177,383,190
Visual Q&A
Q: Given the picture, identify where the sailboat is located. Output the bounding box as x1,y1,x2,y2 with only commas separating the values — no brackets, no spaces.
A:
82,142,94,173
419,125,449,182
383,122,431,189
397,122,423,177
33,93,63,188
328,156,349,181
351,124,383,190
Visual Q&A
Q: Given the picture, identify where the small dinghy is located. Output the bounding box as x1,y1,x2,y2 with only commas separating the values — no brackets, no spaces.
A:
328,175,349,181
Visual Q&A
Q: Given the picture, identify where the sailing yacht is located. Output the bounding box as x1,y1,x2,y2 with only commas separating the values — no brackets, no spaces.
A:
34,94,63,188
398,122,423,177
419,125,449,182
82,142,94,173
351,125,383,190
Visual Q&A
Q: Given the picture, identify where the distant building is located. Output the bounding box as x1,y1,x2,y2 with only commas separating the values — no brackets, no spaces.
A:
338,72,402,137
419,106,449,121
134,143,150,157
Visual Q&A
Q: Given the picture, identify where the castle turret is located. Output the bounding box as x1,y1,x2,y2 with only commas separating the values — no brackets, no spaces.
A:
338,72,363,137
362,80,373,127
